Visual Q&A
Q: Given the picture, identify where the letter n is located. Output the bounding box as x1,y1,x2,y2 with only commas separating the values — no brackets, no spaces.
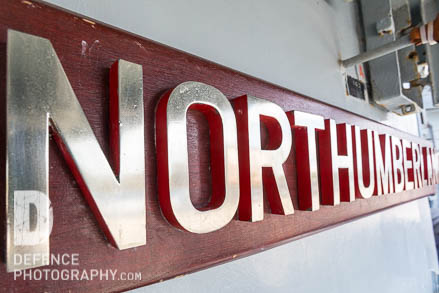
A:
6,30,146,271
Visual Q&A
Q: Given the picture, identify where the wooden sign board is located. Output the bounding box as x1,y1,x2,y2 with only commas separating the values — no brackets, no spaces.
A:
0,0,436,291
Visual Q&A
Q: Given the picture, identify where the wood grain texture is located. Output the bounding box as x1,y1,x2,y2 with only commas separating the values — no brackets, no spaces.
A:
0,0,435,292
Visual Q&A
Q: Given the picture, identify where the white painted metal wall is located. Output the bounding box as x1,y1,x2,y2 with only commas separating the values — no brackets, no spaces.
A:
42,0,439,292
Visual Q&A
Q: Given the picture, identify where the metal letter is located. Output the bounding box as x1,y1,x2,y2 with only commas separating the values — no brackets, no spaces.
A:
353,127,375,199
7,31,146,271
155,82,240,233
319,120,355,205
420,144,427,187
423,146,434,185
287,111,324,211
233,95,294,222
374,133,394,195
432,150,439,184
392,136,404,193
402,139,414,190
412,143,422,189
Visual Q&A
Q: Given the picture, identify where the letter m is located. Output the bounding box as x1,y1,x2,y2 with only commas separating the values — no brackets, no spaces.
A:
6,30,146,271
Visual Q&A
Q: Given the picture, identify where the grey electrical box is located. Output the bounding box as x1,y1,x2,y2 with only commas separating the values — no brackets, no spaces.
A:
360,0,425,115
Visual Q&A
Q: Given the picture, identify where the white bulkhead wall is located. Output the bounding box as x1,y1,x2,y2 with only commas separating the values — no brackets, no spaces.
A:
42,0,439,292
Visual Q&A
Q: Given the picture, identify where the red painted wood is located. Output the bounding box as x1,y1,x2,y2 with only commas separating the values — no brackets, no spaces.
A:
0,1,435,292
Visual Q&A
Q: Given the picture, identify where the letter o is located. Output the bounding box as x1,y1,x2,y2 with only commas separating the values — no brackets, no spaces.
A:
155,82,240,233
